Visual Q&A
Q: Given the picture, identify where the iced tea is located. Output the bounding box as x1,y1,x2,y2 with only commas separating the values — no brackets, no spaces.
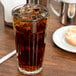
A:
12,4,48,74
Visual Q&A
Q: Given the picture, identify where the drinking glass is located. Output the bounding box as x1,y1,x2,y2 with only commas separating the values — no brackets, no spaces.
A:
12,3,48,75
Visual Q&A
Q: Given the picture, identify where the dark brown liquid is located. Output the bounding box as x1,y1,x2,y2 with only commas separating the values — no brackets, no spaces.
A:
13,7,47,71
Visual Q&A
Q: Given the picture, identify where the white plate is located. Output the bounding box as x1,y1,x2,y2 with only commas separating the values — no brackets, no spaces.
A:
53,25,76,53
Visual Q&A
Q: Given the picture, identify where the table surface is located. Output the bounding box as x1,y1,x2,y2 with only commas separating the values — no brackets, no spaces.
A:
1,0,76,76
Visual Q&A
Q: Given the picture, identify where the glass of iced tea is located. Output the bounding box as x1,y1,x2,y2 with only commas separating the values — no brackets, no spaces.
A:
12,4,48,75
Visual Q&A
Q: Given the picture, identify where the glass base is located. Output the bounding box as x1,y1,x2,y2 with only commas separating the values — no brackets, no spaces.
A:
18,66,43,75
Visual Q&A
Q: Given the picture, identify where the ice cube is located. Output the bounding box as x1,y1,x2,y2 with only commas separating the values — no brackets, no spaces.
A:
31,15,37,20
41,13,46,17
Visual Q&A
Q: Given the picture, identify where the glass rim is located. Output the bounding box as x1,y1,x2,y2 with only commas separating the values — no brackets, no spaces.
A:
12,4,49,22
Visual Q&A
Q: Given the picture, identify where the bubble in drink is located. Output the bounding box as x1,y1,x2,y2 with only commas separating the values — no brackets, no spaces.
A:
12,4,48,73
